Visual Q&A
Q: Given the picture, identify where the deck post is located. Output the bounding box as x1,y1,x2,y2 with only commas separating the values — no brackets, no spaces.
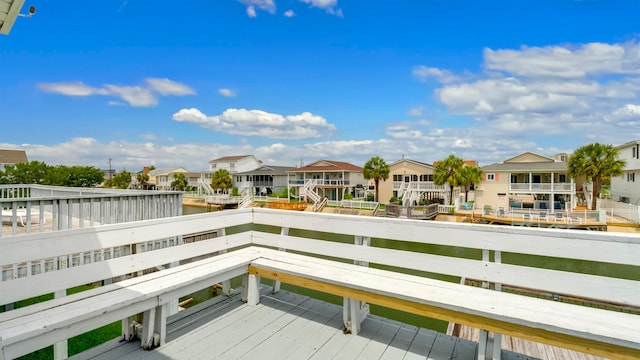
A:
122,316,135,342
216,228,232,296
342,235,371,335
53,289,68,359
273,227,289,294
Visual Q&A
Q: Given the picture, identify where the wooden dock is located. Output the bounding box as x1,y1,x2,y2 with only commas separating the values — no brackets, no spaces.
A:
72,289,535,360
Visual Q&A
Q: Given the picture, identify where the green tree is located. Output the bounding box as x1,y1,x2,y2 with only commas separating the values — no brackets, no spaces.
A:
0,161,49,184
110,170,132,189
363,156,390,202
434,154,464,205
568,142,625,210
211,169,232,194
459,165,483,202
66,166,105,187
170,173,189,191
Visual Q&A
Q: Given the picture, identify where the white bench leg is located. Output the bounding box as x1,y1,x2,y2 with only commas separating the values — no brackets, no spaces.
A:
141,304,166,350
53,289,68,360
243,274,260,306
342,298,369,335
122,317,135,342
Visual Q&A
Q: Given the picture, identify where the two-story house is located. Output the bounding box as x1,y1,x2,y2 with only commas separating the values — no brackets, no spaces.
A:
287,160,366,201
475,152,580,211
149,167,188,190
611,140,640,204
234,165,294,196
377,158,448,206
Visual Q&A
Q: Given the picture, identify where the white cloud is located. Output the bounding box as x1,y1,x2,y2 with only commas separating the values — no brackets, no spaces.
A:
218,88,237,97
37,78,195,107
172,108,336,139
238,0,275,17
484,42,640,78
407,106,423,117
284,9,295,17
246,5,257,17
412,66,459,84
300,0,342,16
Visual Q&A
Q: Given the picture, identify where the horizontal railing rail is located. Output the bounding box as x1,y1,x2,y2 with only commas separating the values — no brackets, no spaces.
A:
2,208,638,359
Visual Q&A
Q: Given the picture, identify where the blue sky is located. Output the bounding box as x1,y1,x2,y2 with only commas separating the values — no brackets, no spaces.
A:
1,0,640,171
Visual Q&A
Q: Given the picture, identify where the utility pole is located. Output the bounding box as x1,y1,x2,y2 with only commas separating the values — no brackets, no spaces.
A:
108,158,112,183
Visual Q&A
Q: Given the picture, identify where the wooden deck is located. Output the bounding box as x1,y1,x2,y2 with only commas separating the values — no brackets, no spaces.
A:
454,325,604,360
71,290,535,360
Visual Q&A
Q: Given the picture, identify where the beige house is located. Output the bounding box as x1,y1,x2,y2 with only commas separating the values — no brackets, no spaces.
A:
148,167,188,190
287,160,366,201
475,152,581,212
377,158,447,205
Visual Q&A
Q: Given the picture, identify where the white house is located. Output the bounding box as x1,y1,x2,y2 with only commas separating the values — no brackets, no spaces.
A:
611,140,640,204
208,155,261,174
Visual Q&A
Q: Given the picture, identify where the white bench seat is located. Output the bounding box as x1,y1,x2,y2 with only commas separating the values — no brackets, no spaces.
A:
0,247,264,360
248,249,640,360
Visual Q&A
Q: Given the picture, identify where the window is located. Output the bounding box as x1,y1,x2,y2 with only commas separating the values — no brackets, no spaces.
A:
559,174,566,183
236,176,242,182
230,163,235,171
511,174,518,183
486,173,495,181
393,174,402,181
628,173,635,182
412,175,418,181
633,147,637,158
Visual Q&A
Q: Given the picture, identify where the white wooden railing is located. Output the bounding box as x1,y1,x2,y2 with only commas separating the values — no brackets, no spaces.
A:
1,209,638,359
0,185,182,237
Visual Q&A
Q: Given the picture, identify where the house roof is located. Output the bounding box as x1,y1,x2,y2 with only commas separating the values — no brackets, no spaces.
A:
432,159,478,167
616,140,640,149
288,160,363,172
149,167,188,176
0,149,28,164
0,0,25,35
389,158,434,169
482,161,568,172
209,155,254,163
503,152,555,163
236,165,294,176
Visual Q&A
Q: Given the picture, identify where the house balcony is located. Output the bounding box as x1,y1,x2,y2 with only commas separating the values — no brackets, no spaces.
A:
509,183,575,193
392,181,447,192
289,179,351,187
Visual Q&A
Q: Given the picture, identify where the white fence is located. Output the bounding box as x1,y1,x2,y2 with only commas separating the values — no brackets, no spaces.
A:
600,199,640,223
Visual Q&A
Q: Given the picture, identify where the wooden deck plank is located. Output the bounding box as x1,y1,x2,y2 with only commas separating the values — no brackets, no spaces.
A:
330,317,387,360
378,323,420,359
78,290,572,360
242,293,343,360
354,318,403,360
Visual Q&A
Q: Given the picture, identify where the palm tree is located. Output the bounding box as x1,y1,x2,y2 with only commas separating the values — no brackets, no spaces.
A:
211,169,233,194
170,173,189,191
136,172,150,189
434,154,464,205
568,143,625,210
459,165,483,203
363,156,390,202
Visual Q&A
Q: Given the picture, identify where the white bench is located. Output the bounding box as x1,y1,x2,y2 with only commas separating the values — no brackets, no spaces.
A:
0,247,263,360
248,249,640,360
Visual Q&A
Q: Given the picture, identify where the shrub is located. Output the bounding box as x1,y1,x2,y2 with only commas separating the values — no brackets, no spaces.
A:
344,193,354,200
389,196,398,203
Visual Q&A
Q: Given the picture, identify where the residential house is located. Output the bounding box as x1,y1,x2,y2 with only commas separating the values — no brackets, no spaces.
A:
208,155,261,174
149,167,188,190
0,149,28,171
287,160,366,201
475,152,580,211
611,140,640,204
235,165,294,196
378,158,447,205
